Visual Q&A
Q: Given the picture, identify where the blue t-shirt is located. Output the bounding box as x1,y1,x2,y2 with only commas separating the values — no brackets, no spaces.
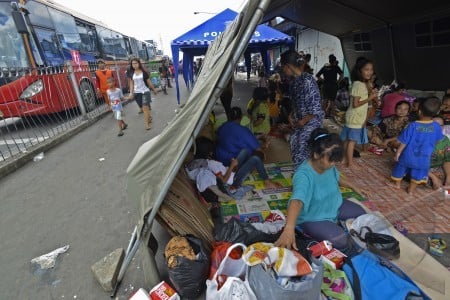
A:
398,120,443,169
215,121,260,166
290,161,342,224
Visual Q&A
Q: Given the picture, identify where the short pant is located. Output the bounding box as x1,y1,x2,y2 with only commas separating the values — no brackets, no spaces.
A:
134,91,152,107
341,126,364,142
113,110,123,120
391,162,429,184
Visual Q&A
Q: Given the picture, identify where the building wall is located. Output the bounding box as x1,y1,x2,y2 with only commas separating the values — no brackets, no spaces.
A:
341,12,450,91
393,22,450,91
341,27,394,86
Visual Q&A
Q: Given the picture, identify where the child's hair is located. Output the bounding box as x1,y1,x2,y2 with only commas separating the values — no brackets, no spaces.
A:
395,100,411,112
308,128,344,162
280,49,305,68
338,77,349,90
194,136,214,159
230,106,243,121
350,57,373,82
268,80,279,103
419,97,441,117
248,87,268,115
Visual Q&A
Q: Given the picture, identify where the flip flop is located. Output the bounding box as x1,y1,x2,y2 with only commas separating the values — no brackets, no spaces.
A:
428,235,447,256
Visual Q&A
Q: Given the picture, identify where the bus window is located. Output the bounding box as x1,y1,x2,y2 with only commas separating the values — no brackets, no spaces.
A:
138,43,148,61
48,8,82,52
26,0,53,28
76,23,98,53
34,28,64,66
96,25,127,60
0,3,28,68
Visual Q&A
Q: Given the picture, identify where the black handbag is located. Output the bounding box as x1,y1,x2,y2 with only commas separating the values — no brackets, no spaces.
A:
350,226,400,260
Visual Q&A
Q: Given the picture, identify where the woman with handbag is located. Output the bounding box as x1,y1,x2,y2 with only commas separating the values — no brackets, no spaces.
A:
274,128,367,250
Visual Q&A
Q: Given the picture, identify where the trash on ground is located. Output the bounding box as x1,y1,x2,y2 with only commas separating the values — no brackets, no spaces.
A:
33,152,45,161
30,245,70,269
98,157,105,162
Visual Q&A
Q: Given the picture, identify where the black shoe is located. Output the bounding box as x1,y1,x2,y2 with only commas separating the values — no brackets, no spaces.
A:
122,123,128,130
118,131,124,136
353,149,360,158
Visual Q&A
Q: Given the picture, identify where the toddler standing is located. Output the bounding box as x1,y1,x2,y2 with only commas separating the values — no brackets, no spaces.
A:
391,97,443,194
106,77,128,136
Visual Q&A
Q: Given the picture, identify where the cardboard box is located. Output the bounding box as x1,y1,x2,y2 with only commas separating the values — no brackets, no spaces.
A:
320,248,347,269
307,240,333,257
149,281,180,300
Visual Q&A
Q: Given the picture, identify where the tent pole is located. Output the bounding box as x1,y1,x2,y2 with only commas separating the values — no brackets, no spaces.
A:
387,23,398,80
111,236,141,297
125,226,137,255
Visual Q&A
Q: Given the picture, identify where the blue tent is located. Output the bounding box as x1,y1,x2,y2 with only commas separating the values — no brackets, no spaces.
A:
171,8,294,103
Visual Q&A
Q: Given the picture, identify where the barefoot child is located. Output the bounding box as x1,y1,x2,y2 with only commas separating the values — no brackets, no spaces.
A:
106,77,128,136
341,57,378,167
391,97,443,193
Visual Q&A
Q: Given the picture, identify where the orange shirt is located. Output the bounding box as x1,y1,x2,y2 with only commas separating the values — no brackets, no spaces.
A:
95,69,113,93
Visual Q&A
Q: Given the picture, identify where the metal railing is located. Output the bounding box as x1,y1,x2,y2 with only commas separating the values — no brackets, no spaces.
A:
0,61,129,165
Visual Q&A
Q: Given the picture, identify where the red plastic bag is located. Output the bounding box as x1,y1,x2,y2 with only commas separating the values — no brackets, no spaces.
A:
209,241,244,287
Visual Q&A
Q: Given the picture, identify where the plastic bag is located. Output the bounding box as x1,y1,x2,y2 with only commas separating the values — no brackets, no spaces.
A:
214,218,280,245
206,243,257,300
322,262,354,300
248,258,324,300
165,235,210,298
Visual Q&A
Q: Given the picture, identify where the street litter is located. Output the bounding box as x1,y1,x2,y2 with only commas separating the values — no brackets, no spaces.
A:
99,157,105,162
33,152,45,161
30,245,70,269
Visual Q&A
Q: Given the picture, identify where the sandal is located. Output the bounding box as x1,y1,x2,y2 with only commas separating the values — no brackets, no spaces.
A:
368,146,384,156
428,235,447,256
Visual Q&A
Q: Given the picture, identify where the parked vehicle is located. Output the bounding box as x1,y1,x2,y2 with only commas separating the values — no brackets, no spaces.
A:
0,0,156,118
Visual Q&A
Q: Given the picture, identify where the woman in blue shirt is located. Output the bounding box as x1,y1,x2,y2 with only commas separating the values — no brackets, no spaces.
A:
275,128,366,250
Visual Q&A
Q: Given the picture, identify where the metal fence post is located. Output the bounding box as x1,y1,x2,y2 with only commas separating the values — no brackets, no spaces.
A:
65,61,87,117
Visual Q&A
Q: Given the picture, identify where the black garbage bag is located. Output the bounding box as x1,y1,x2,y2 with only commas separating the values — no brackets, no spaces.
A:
165,235,210,299
214,218,281,245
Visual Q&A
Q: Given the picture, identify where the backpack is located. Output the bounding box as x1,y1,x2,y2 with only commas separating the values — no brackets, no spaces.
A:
343,250,430,300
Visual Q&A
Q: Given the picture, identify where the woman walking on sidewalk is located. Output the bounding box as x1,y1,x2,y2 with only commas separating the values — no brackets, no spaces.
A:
126,58,158,130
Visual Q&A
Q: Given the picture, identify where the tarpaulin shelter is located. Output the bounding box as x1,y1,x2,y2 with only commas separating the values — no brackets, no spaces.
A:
170,8,294,103
114,0,450,297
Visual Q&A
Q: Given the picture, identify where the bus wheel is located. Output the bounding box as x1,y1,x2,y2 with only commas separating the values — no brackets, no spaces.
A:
80,81,96,112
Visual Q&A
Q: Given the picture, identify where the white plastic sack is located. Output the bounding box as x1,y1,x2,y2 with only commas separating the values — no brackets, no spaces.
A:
206,243,256,300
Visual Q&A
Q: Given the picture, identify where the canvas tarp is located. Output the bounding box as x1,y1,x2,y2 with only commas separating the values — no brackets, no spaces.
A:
124,0,271,289
171,8,294,103
123,0,449,297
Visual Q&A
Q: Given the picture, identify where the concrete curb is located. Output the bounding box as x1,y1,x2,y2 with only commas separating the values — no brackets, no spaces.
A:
0,110,110,179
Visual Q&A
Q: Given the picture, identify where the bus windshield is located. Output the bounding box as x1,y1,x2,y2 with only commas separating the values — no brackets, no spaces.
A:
0,2,28,68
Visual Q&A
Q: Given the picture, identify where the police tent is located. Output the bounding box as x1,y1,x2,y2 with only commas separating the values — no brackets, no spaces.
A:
170,8,294,104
